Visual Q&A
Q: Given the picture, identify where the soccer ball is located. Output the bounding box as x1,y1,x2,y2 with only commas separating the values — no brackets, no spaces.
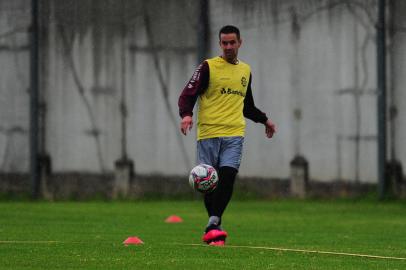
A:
189,164,219,193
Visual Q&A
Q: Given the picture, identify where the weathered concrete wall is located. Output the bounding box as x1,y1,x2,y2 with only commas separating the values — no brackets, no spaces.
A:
1,0,406,191
211,0,382,183
0,0,30,173
0,172,378,200
392,0,406,168
42,0,198,175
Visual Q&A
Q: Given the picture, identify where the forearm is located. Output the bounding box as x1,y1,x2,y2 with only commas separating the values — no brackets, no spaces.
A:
178,61,209,118
243,76,268,123
244,104,268,124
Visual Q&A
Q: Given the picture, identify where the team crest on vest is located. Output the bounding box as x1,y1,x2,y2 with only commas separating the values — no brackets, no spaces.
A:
241,77,247,87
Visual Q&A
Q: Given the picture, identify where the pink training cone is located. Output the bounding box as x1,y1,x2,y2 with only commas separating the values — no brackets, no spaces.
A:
165,215,183,223
123,236,144,245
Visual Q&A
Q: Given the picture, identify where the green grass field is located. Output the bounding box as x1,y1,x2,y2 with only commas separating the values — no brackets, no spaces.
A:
1,199,405,269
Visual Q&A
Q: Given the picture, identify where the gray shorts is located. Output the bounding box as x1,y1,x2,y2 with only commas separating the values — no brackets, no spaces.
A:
197,136,244,170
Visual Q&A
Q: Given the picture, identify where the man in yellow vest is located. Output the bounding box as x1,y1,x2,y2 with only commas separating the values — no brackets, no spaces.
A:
178,25,276,246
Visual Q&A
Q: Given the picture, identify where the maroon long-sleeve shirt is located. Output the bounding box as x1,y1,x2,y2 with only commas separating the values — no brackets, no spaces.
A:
178,61,268,124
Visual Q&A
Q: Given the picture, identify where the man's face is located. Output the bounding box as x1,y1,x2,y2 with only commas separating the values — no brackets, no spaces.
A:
219,33,241,63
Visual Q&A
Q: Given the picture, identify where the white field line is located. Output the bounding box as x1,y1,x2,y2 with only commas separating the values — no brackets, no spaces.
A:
2,240,405,261
180,243,406,261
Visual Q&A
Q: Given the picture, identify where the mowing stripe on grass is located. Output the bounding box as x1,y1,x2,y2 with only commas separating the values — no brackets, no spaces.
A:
181,243,406,261
0,240,59,244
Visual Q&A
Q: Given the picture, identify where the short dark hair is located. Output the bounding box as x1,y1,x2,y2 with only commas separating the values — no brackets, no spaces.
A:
219,25,240,40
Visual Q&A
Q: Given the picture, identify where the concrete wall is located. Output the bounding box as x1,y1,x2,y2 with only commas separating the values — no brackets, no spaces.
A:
392,0,406,168
0,0,30,173
211,0,380,182
1,0,406,188
42,0,198,175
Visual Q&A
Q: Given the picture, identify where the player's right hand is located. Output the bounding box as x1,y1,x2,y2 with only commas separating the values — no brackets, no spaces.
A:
180,116,193,135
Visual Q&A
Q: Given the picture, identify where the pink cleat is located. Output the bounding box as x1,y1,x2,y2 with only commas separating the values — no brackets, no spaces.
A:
202,229,227,244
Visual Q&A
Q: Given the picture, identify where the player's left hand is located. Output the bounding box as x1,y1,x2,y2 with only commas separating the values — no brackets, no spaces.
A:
265,119,276,138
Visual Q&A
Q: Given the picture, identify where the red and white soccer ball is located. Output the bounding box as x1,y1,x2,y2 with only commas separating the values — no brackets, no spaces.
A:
189,164,219,193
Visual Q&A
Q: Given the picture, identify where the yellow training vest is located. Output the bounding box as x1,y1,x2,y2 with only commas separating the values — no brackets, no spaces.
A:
197,56,251,140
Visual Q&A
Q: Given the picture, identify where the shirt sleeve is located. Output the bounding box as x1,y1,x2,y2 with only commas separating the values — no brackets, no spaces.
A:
178,61,209,118
243,74,268,124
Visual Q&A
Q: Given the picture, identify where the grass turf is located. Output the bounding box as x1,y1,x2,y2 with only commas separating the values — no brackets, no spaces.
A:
0,199,405,269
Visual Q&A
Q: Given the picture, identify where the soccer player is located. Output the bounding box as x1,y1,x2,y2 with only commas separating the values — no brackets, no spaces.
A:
178,25,276,245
